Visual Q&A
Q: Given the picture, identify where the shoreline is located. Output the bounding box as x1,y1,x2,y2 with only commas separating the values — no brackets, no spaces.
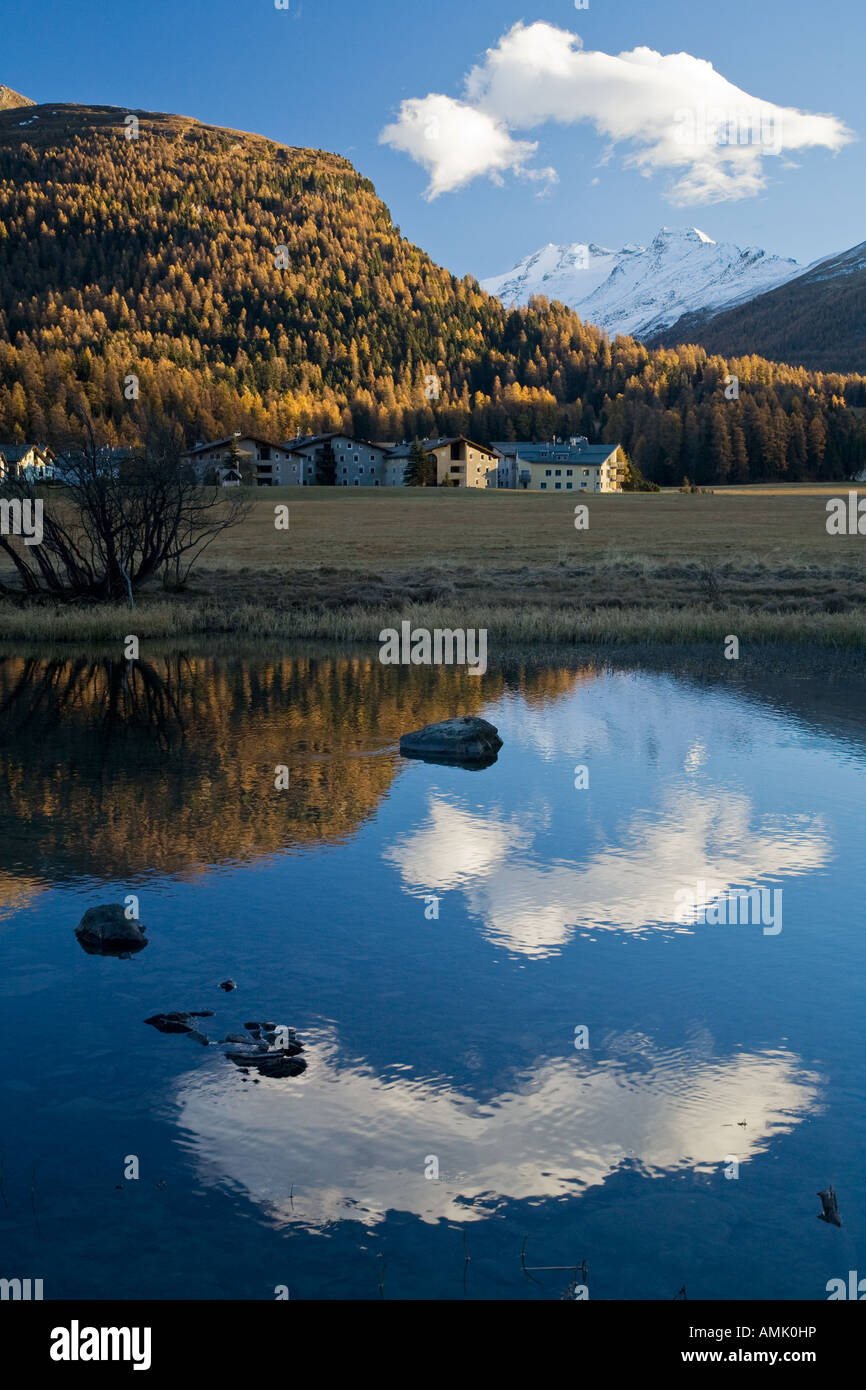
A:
3,489,865,650
0,590,863,649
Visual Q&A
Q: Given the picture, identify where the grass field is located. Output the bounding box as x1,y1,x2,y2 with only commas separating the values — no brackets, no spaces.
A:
1,484,865,647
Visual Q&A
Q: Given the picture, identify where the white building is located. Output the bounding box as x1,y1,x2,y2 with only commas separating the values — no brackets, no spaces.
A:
491,439,625,492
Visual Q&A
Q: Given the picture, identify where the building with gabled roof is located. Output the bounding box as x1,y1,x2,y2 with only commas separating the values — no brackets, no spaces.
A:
393,436,500,488
181,433,304,486
0,443,57,482
285,433,392,487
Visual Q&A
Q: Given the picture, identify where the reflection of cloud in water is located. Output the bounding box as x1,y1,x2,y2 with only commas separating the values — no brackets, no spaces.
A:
494,687,613,761
385,790,831,957
175,1031,820,1229
384,798,531,891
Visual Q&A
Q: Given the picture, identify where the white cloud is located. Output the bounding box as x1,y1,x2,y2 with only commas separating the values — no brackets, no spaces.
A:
380,22,854,203
380,92,548,200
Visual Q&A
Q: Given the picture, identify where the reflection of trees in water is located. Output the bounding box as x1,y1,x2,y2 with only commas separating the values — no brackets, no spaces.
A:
0,656,188,755
0,654,588,883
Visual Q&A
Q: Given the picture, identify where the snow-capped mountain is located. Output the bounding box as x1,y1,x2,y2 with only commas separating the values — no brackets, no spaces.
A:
481,227,803,340
652,237,866,373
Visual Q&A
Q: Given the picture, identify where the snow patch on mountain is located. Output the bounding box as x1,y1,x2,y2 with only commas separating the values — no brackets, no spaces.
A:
482,227,803,340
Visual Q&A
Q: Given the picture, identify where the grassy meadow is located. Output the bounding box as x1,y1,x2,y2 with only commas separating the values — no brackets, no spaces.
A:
1,483,865,648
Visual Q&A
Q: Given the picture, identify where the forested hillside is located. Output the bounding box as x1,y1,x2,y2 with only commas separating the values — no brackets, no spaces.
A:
1,102,865,484
653,242,866,377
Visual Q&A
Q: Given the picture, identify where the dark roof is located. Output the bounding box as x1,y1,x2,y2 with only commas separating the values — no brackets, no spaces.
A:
182,434,285,457
285,433,386,453
53,445,135,465
421,436,499,454
491,441,619,465
0,443,49,462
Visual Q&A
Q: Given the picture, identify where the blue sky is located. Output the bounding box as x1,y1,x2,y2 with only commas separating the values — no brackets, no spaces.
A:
3,0,862,277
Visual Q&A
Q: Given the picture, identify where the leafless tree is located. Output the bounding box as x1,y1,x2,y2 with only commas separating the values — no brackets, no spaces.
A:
0,418,251,603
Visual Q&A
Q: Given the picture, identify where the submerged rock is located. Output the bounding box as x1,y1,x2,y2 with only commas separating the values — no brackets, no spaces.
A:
144,1011,215,1035
399,716,503,768
818,1185,842,1227
219,979,237,992
75,904,148,956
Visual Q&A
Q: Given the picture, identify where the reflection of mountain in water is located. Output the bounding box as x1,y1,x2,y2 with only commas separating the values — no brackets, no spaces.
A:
176,1027,821,1229
0,655,588,884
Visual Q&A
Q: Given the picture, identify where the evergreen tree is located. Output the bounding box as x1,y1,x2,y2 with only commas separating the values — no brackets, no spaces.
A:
404,439,435,486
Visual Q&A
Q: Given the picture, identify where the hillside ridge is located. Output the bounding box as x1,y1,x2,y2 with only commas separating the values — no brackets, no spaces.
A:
0,100,864,485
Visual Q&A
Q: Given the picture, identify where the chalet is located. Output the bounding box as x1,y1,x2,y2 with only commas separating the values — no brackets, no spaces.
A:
0,443,57,483
409,437,500,489
181,434,303,486
286,433,392,487
491,439,625,492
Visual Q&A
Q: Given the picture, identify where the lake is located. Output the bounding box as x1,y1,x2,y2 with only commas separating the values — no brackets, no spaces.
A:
0,647,864,1300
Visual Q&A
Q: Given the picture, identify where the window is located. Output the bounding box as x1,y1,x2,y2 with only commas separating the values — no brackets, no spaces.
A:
354,454,359,462
451,442,462,461
566,469,573,476
555,482,562,490
580,481,587,488
540,482,547,489
567,482,573,489
555,469,561,477
583,469,589,477
359,466,364,474
545,469,552,476
260,446,271,461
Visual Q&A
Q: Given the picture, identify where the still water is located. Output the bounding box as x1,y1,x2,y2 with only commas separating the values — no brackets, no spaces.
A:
0,649,864,1300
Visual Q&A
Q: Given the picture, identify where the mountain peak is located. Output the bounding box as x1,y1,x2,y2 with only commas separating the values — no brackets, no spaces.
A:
0,85,35,111
482,226,802,339
653,225,715,247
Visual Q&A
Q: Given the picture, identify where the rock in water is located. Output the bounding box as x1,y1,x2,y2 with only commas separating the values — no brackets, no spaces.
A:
75,904,148,956
399,717,503,768
227,1050,307,1077
219,979,237,991
226,1022,306,1075
144,1011,214,1034
818,1186,842,1226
